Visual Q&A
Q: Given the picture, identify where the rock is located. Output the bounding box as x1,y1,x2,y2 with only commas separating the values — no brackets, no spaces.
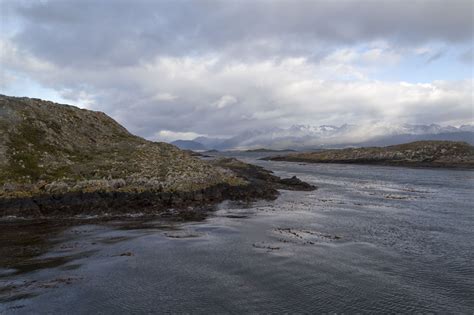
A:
109,179,126,189
278,176,316,191
2,183,16,192
210,158,316,192
44,181,69,194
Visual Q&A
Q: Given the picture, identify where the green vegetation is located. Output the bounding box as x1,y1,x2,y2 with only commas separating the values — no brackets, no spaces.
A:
0,95,246,198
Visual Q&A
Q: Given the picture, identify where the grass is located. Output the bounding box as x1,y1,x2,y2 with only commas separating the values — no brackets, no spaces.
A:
0,95,248,197
6,120,49,181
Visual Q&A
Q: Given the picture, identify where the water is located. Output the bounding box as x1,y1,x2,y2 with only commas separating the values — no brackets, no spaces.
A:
1,154,473,313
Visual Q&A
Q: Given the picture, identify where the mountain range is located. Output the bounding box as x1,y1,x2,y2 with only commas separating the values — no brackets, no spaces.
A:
171,123,474,151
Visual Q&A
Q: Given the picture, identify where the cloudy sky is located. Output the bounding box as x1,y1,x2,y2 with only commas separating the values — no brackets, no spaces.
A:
1,0,473,142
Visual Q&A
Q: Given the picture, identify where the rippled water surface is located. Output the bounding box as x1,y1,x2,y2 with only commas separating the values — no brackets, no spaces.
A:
1,154,473,313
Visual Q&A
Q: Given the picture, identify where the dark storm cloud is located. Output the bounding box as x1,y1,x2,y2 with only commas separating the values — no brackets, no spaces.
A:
9,0,474,68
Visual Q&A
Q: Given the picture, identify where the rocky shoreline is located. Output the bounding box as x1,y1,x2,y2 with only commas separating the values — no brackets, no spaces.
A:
0,183,272,220
262,141,474,169
0,95,316,220
0,157,316,220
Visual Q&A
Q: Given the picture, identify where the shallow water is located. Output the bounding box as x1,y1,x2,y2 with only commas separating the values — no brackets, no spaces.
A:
1,155,473,313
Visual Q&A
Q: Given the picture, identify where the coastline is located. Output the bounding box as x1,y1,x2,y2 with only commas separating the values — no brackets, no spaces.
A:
262,156,474,169
0,158,316,220
262,141,474,169
0,182,275,220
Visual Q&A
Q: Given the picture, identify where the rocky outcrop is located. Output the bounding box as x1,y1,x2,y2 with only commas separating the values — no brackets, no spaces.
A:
210,158,316,191
263,141,474,168
0,95,315,219
0,183,277,219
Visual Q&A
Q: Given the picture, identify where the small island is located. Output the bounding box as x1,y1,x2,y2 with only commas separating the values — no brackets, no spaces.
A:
262,141,474,168
0,95,315,219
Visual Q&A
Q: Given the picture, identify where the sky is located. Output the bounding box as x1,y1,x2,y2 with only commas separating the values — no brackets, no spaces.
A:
1,0,473,142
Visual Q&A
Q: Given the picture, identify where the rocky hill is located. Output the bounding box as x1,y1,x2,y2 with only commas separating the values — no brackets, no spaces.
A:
0,95,242,192
263,141,474,168
0,95,313,218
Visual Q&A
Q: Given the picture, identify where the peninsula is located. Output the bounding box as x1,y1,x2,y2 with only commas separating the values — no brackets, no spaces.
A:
0,95,314,219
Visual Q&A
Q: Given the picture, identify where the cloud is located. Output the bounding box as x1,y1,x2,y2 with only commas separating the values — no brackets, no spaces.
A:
1,35,473,137
153,130,205,142
425,50,446,64
213,95,238,109
5,0,473,68
0,0,472,140
0,71,16,90
459,48,474,64
153,93,178,101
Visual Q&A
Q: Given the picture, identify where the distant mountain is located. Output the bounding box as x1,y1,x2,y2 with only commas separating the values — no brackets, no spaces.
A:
171,140,207,151
190,123,474,150
245,148,297,153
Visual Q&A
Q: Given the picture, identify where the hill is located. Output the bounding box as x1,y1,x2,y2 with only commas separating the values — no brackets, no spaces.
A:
0,95,312,218
263,141,474,168
0,95,237,191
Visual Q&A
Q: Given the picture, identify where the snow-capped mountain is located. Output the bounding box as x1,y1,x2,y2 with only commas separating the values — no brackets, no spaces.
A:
185,123,474,150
